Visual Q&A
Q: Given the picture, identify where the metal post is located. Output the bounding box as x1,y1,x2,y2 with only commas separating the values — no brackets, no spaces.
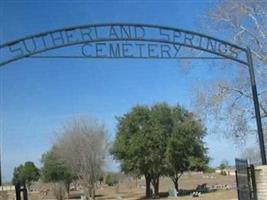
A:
235,170,240,200
247,166,252,200
250,165,257,200
246,47,267,165
22,183,28,200
0,155,2,186
15,183,21,200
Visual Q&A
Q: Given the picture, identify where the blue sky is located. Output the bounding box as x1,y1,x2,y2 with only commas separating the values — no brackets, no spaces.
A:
0,0,244,181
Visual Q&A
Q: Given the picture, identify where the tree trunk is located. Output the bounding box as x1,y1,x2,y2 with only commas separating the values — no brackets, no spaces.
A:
172,173,183,193
172,177,179,192
91,184,95,200
151,177,159,196
154,177,159,196
145,175,151,198
84,187,90,200
65,183,70,199
88,185,95,200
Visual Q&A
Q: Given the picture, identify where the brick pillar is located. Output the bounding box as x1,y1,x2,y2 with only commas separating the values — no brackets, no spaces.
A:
255,165,267,200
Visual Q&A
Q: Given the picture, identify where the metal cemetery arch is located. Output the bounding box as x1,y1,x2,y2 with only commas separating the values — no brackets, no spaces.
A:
0,23,266,165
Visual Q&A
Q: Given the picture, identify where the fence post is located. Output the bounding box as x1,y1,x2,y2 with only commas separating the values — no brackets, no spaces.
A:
250,165,257,200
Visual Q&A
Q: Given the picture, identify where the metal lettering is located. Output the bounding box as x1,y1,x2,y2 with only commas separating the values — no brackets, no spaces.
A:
229,46,239,59
81,43,93,57
197,35,203,48
8,42,24,57
94,26,99,39
206,38,217,52
51,31,65,46
37,34,49,49
184,33,194,46
0,24,247,66
134,26,145,39
136,43,145,57
218,42,227,54
109,43,121,57
173,31,181,42
160,44,171,58
65,29,79,43
109,26,119,39
120,26,132,39
148,44,158,58
159,28,170,41
122,43,133,57
96,43,106,57
173,44,181,57
80,28,93,41
22,38,37,53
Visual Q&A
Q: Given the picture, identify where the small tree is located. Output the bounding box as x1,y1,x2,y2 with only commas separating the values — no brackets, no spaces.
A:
105,173,118,186
219,160,229,176
12,161,40,190
41,150,75,199
219,160,229,170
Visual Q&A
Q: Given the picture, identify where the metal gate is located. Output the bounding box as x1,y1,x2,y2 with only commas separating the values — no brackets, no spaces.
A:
235,159,257,200
15,182,28,200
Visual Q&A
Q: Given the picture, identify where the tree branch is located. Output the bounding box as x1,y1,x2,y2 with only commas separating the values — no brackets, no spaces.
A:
219,84,267,118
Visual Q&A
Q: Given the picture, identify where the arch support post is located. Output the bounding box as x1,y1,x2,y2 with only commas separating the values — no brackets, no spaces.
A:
247,47,267,165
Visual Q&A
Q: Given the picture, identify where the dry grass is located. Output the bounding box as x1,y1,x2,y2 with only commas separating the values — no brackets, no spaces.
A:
95,173,237,200
27,173,237,200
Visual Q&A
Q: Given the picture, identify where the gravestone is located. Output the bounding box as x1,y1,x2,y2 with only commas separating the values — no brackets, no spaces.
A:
168,188,177,197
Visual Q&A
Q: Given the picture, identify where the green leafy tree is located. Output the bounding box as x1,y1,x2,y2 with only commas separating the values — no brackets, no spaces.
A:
219,160,229,170
12,165,24,185
218,160,229,175
166,118,208,191
111,105,154,197
112,104,169,197
105,173,118,186
12,161,40,190
148,103,177,195
111,103,208,197
41,150,75,197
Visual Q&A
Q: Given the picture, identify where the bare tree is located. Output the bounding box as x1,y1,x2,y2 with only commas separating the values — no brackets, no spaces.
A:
194,0,267,143
241,146,261,165
54,117,108,200
52,182,66,200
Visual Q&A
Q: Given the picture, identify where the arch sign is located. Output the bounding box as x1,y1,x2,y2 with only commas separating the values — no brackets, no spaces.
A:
0,23,266,164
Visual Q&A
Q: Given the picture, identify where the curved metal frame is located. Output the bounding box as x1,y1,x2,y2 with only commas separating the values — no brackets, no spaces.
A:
0,23,265,165
0,23,247,66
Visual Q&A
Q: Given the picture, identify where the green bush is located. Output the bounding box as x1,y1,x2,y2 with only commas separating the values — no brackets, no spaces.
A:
105,173,118,186
204,167,215,174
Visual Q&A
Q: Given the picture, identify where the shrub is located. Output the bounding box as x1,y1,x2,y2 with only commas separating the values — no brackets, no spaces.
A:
105,173,118,186
204,167,215,174
220,170,227,176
